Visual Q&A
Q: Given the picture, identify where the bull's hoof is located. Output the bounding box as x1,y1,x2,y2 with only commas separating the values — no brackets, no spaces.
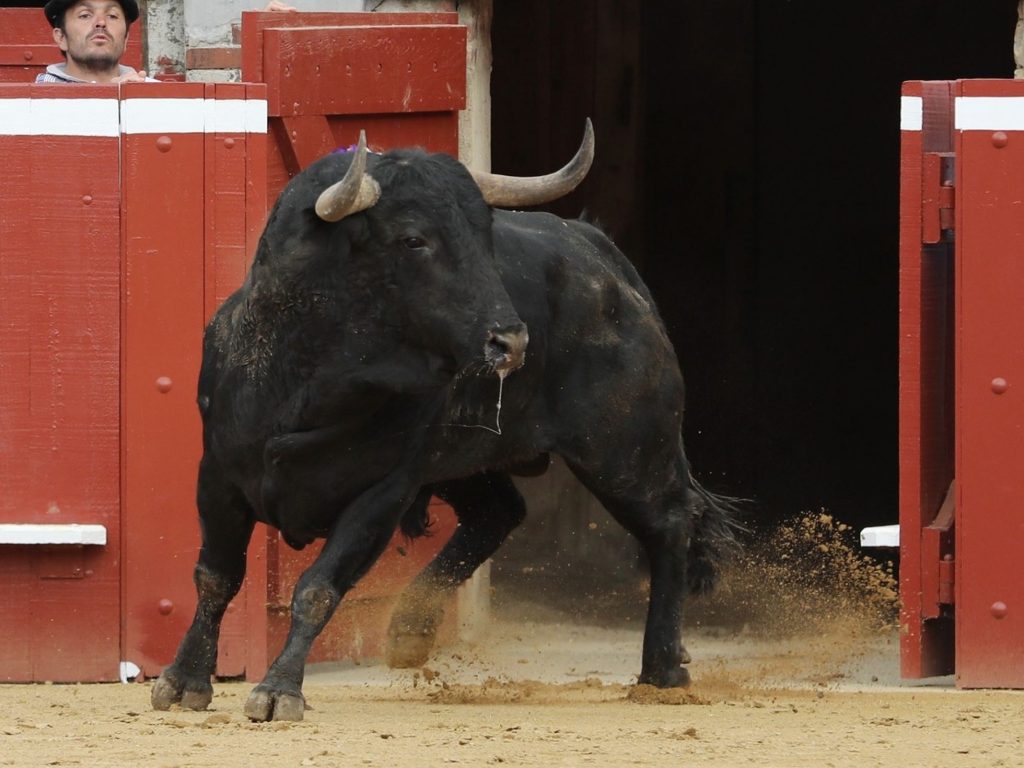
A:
638,665,691,689
385,630,435,669
243,685,306,722
151,669,214,711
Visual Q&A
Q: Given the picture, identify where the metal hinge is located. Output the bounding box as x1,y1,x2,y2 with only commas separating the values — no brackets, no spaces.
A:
923,152,955,243
922,480,956,618
937,554,955,606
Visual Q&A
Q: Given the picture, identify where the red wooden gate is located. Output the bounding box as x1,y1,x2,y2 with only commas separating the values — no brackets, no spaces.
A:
238,10,467,670
900,79,1024,687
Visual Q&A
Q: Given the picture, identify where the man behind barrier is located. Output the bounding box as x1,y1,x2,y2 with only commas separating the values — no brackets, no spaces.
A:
36,0,297,85
37,0,149,84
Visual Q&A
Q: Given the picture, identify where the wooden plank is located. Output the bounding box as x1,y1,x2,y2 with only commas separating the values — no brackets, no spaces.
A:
0,83,121,682
278,114,335,169
263,25,466,118
245,83,269,271
203,83,252,321
120,82,209,679
898,80,956,680
240,11,458,83
954,78,1024,688
0,9,57,44
0,45,55,67
324,113,459,157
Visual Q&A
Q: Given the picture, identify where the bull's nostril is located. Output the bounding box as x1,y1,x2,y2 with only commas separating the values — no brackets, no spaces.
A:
487,333,512,356
485,325,529,372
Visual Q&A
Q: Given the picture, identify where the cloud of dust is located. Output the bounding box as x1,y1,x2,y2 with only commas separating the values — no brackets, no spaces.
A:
692,510,899,637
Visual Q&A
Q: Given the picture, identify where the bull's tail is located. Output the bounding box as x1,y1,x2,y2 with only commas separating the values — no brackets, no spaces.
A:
685,471,747,596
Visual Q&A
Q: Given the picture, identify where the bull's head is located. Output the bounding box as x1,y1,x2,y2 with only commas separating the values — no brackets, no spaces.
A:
308,122,594,379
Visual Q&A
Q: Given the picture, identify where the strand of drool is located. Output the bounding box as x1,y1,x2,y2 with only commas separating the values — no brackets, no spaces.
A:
440,369,505,435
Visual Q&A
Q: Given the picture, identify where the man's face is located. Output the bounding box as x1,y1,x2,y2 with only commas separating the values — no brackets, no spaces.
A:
54,1,129,73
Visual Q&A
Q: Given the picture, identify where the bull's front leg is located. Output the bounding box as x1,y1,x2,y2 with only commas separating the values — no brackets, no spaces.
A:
152,461,254,711
243,479,416,722
151,561,248,710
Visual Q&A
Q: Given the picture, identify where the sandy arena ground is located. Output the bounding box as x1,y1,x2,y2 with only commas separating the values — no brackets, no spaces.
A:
2,615,1022,768
3,513,1021,767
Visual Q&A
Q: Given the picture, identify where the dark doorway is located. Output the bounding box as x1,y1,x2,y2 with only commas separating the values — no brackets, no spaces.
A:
487,0,1015,602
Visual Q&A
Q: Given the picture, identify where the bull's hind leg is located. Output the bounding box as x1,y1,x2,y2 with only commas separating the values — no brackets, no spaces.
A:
565,456,697,688
386,472,526,668
152,459,254,711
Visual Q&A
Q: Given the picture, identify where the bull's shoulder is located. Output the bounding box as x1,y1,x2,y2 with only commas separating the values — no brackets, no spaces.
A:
492,209,606,246
492,209,669,351
493,210,653,301
492,210,630,272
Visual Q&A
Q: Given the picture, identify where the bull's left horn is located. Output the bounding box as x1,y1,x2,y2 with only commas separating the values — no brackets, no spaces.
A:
471,118,594,209
315,130,382,222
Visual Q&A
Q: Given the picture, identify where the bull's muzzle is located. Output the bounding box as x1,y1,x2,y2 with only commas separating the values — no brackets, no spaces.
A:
485,323,529,374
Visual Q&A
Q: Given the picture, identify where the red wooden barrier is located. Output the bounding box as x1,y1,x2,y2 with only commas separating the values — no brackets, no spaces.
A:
952,79,1024,688
900,79,1024,688
0,84,122,682
118,83,269,680
0,83,266,682
898,80,956,680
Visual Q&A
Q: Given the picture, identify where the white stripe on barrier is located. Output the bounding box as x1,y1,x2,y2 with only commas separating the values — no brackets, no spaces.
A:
0,523,107,545
246,99,268,134
901,96,923,132
0,98,119,137
0,99,31,135
0,98,268,136
121,97,205,134
955,96,1024,131
201,98,268,134
206,98,243,133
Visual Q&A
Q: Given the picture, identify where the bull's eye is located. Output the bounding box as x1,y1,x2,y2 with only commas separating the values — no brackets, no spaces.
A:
401,236,427,250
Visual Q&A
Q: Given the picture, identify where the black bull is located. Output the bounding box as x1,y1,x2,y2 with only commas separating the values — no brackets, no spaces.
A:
151,122,741,721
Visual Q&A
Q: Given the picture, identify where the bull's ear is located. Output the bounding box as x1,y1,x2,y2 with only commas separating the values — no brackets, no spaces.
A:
315,131,382,222
471,118,594,209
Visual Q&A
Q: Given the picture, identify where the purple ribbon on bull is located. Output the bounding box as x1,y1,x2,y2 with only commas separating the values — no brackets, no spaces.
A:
333,143,380,155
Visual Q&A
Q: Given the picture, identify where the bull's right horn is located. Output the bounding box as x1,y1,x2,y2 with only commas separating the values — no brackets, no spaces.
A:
471,118,595,209
315,130,382,222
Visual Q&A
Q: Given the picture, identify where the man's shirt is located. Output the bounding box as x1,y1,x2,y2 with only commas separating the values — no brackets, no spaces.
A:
35,63,155,83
